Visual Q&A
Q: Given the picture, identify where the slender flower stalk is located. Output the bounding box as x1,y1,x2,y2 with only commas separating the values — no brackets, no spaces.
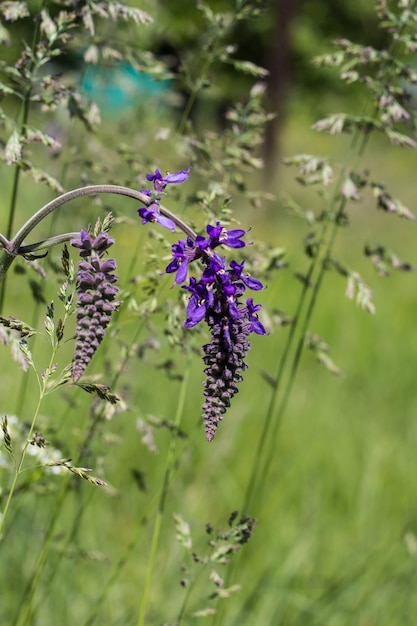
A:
0,184,197,285
0,283,75,539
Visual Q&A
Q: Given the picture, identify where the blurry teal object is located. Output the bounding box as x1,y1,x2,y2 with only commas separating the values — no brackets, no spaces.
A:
81,62,172,113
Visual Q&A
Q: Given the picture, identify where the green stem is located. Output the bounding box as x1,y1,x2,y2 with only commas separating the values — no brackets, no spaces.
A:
0,184,197,284
1,283,75,537
0,373,46,538
6,294,74,624
11,185,196,251
18,232,81,254
12,475,71,626
137,359,191,626
242,220,329,514
20,302,155,622
0,385,42,539
257,200,347,502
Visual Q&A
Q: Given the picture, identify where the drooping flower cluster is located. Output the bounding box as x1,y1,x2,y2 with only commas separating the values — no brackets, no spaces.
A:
139,167,266,441
70,230,119,382
167,224,266,442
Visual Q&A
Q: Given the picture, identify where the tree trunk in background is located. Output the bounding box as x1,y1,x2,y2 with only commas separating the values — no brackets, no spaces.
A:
264,0,302,176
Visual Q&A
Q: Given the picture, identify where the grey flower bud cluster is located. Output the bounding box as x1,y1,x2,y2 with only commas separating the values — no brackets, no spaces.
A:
70,230,119,382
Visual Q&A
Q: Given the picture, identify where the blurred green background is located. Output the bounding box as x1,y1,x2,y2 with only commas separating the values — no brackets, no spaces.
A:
1,1,417,625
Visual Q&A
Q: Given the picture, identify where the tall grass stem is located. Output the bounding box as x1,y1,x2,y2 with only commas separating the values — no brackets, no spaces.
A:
137,359,191,626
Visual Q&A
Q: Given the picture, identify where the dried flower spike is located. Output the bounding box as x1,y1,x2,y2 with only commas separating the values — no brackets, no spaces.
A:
70,229,119,382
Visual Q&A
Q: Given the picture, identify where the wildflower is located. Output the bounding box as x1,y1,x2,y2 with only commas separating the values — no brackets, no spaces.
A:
245,298,267,335
206,222,247,249
146,167,191,193
137,166,190,232
138,202,176,232
183,277,212,327
229,260,263,290
70,230,119,382
164,237,202,284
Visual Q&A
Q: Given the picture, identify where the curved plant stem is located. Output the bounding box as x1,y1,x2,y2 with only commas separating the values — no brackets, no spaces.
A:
137,359,191,626
11,185,197,250
0,184,197,284
18,232,81,254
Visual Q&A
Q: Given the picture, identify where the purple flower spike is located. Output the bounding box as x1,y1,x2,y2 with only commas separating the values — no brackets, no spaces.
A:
148,204,266,441
70,229,120,382
202,316,251,442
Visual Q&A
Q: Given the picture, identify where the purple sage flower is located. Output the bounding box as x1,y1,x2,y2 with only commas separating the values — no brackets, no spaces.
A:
138,202,176,232
70,229,119,382
206,222,247,249
146,167,191,193
229,260,264,290
137,166,190,232
165,237,201,284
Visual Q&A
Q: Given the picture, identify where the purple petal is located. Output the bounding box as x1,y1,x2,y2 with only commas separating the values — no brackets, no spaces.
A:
251,319,267,335
175,261,189,284
165,259,179,274
186,296,206,324
146,168,163,182
242,275,263,290
163,168,191,184
100,258,117,272
227,228,246,238
156,214,176,232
